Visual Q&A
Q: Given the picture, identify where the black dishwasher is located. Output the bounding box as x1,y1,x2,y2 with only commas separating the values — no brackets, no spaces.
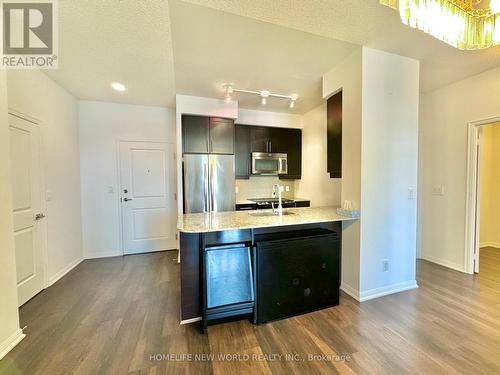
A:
255,228,340,323
202,243,255,328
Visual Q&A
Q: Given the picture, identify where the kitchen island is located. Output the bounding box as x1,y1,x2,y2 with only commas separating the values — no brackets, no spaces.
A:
178,206,357,330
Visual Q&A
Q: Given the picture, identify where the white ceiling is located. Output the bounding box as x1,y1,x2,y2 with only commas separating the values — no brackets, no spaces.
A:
169,0,358,113
184,0,500,94
44,0,500,113
45,0,176,107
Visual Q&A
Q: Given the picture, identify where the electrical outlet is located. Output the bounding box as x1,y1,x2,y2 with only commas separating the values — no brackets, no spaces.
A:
382,260,389,272
285,185,290,192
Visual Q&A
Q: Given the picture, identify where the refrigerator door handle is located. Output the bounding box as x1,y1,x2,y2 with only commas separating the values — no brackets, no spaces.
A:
210,160,216,212
204,163,209,212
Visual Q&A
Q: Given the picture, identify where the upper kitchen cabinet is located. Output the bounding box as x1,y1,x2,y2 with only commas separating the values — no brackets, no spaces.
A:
235,125,251,179
209,117,234,154
182,115,210,154
238,125,302,179
270,127,302,180
250,126,271,153
182,115,234,154
327,90,342,178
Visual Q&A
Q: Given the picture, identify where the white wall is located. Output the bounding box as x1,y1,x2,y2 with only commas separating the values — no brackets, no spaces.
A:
0,71,24,359
236,108,302,129
295,103,341,207
478,124,500,248
78,101,175,259
359,48,419,296
421,66,500,272
322,47,419,300
7,71,83,285
323,48,362,294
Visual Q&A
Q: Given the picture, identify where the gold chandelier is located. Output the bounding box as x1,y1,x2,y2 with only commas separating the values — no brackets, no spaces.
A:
381,0,500,49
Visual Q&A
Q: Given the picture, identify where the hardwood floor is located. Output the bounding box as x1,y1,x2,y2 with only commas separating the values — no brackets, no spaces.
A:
2,249,500,374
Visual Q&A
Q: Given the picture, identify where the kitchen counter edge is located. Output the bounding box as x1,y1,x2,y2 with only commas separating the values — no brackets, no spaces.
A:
177,206,358,233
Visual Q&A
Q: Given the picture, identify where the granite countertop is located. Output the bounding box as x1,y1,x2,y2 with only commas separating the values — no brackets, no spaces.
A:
177,206,358,233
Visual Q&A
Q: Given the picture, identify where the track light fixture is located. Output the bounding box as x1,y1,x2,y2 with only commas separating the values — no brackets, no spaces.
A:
222,84,298,109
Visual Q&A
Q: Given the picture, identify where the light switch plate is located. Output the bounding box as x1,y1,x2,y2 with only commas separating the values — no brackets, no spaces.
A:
432,185,445,196
407,188,415,200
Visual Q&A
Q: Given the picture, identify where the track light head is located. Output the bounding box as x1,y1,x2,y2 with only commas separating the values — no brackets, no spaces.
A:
223,83,233,102
260,90,269,105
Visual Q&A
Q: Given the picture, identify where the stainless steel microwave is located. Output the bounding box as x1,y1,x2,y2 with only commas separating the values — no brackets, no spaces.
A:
251,152,288,175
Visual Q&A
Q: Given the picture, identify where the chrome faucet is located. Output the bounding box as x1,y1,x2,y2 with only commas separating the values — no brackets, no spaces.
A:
272,183,283,216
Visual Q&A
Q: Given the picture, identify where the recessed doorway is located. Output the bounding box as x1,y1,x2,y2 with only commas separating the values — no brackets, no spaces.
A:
466,118,500,274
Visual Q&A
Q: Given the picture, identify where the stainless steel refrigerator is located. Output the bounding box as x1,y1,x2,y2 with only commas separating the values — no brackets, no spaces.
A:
183,154,235,213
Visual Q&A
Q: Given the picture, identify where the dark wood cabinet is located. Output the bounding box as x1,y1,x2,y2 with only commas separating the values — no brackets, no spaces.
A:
209,117,234,154
235,125,251,179
235,125,302,180
182,115,234,155
270,128,301,180
327,90,342,178
250,126,271,152
182,115,210,154
255,227,340,323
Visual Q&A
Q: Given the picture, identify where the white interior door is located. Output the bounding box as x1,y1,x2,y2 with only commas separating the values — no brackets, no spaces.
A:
9,114,45,306
119,141,177,255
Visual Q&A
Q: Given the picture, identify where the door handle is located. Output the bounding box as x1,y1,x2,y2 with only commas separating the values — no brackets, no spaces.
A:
123,198,133,202
35,213,46,221
204,163,209,212
210,161,216,212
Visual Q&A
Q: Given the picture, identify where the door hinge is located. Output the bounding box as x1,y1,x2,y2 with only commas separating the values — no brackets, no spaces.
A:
173,152,176,160
174,193,177,201
175,233,178,240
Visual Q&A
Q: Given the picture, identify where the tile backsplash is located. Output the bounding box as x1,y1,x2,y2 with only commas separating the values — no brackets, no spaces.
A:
235,176,295,202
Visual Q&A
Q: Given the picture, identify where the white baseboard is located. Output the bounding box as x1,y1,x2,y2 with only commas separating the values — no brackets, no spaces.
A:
479,242,500,249
46,257,83,287
340,282,360,301
0,329,25,360
84,250,122,259
359,280,418,302
341,280,418,302
420,254,465,273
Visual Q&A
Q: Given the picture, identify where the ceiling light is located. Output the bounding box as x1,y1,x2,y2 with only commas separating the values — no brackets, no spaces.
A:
223,83,233,102
222,84,298,109
380,0,500,50
111,82,126,92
